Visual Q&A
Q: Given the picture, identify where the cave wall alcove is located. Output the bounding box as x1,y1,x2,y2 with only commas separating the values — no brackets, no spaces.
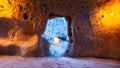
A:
0,0,120,60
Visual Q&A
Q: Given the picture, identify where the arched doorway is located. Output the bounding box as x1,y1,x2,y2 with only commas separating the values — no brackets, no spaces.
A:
42,17,69,57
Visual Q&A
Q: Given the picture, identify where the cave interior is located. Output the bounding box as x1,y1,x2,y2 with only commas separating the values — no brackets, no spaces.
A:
0,0,120,68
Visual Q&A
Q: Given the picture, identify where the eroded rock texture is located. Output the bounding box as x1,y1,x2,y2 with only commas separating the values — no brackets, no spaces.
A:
72,0,120,61
0,0,51,56
0,0,120,61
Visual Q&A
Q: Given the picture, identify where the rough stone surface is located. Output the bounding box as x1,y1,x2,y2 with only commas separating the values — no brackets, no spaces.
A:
0,0,120,61
72,0,120,61
0,0,51,56
0,56,120,68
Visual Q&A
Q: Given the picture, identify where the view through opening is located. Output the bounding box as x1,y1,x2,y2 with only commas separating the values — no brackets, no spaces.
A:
42,17,69,57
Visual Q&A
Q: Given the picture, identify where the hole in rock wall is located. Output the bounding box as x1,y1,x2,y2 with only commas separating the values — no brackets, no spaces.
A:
23,13,28,20
42,17,69,57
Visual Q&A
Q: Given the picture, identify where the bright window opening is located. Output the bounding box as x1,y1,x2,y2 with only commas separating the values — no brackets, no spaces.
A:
42,17,69,57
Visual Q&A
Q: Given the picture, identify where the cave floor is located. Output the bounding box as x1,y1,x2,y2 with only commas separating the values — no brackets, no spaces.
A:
0,56,120,68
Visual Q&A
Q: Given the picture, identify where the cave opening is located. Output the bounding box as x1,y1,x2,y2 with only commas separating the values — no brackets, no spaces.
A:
42,17,69,57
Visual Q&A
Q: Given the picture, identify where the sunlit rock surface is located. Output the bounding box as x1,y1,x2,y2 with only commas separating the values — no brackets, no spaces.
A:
0,0,51,56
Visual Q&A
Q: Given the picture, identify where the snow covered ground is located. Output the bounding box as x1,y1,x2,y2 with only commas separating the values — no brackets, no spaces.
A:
0,56,119,68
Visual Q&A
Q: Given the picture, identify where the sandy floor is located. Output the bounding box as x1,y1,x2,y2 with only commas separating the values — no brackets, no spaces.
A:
0,56,120,68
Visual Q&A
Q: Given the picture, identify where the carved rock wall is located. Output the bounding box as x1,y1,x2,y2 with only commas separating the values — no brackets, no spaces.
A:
0,0,51,56
0,0,120,61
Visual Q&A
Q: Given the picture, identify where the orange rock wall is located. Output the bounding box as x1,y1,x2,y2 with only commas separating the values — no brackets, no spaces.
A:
0,0,120,60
